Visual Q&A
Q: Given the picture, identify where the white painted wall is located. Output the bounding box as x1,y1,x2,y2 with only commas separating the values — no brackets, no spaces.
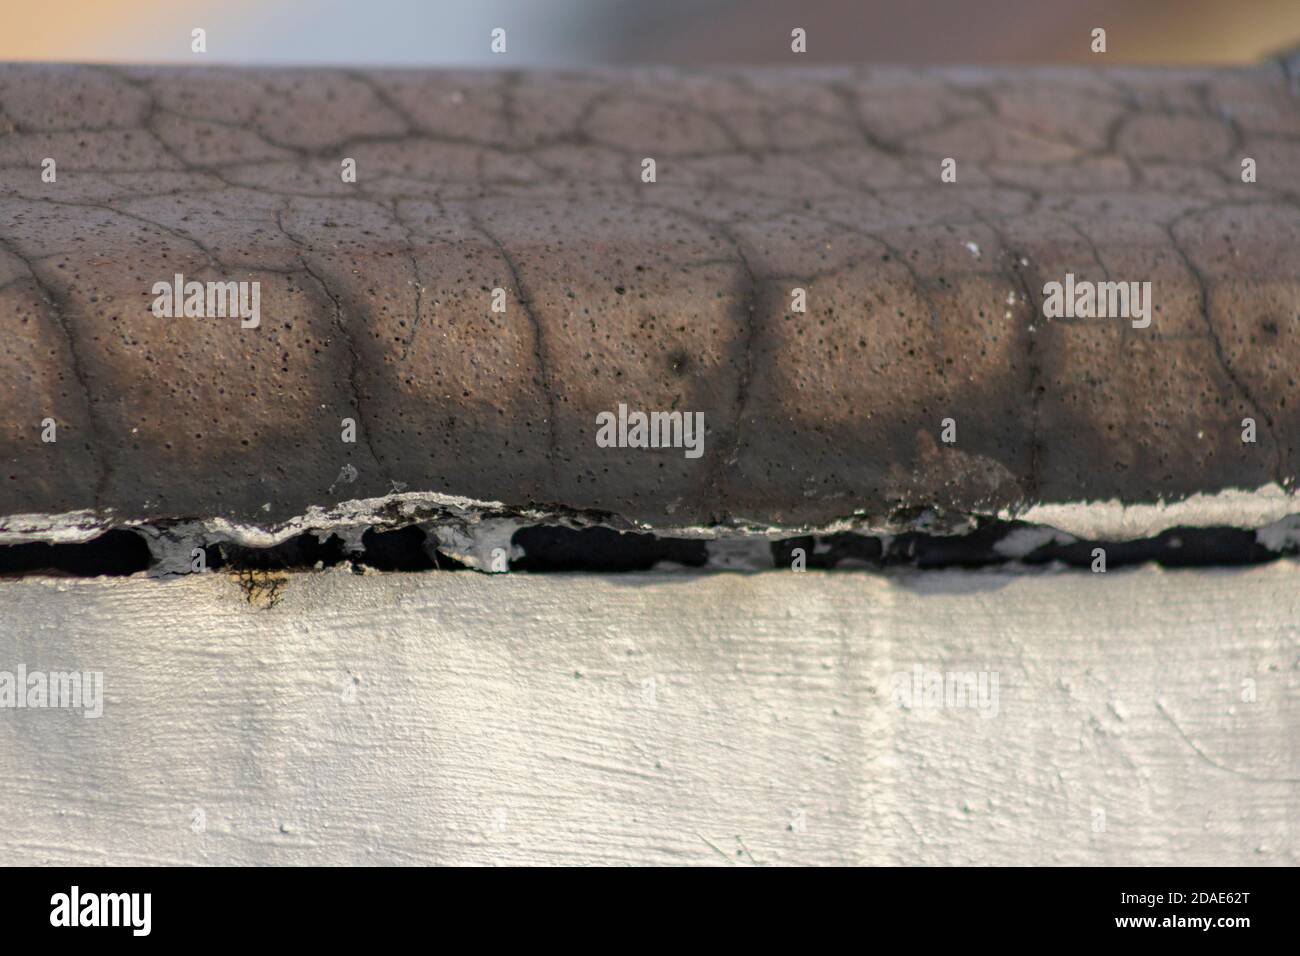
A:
0,565,1295,864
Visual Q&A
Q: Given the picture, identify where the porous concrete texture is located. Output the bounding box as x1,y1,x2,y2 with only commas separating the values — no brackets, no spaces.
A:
2,62,1298,537
0,565,1295,865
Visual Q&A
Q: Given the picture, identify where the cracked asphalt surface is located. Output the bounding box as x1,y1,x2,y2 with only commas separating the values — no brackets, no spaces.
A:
1,60,1298,530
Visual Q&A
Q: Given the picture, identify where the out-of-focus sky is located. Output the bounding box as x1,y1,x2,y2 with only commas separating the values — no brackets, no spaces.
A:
3,0,1298,66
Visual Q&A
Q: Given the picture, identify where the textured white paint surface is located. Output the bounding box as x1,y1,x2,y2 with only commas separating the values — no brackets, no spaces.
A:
0,565,1296,865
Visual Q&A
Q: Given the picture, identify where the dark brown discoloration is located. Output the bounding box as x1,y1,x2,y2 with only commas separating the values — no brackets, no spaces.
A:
1,63,1297,529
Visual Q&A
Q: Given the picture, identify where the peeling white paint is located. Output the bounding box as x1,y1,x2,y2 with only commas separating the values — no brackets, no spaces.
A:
1257,514,1300,552
993,525,1077,557
429,518,526,571
999,483,1299,540
2,484,1298,566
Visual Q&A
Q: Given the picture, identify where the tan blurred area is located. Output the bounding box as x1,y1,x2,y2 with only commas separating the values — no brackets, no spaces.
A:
611,0,1300,65
0,0,1297,66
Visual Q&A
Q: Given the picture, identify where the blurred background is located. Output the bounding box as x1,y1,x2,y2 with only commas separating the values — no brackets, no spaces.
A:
2,0,1298,66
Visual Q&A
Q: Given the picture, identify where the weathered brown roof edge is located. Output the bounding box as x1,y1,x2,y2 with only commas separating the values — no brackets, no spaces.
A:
1,60,1297,540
